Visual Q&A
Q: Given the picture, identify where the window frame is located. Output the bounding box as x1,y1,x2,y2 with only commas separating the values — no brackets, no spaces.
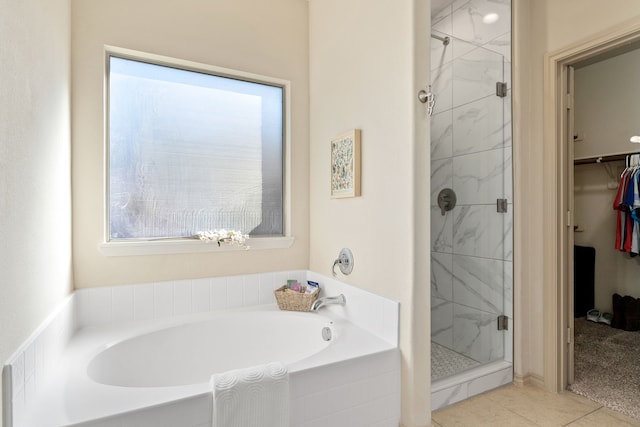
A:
100,46,293,256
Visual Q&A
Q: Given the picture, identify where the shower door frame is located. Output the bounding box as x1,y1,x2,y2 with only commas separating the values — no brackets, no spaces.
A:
543,18,640,393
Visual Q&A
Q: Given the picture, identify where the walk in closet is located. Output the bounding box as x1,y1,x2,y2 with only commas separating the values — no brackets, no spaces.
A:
570,43,640,419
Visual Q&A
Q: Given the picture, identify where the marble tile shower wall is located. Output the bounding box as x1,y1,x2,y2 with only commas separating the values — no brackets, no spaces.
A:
430,0,513,366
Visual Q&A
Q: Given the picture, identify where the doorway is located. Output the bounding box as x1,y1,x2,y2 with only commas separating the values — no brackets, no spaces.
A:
544,15,640,416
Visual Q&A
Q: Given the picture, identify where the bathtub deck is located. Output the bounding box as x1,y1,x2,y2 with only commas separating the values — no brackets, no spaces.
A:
23,307,399,427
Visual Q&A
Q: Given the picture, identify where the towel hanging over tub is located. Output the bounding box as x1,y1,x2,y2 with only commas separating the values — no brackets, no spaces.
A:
211,362,289,427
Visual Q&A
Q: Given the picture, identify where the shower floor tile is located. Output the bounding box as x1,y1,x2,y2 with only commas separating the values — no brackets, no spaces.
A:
432,342,480,381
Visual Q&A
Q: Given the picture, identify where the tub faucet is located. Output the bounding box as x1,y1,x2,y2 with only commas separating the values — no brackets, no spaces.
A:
311,294,346,312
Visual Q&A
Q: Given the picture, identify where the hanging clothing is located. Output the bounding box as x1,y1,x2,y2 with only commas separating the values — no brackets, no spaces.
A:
614,154,640,256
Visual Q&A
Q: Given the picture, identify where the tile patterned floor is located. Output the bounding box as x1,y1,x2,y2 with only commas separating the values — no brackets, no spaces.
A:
432,384,640,426
431,342,480,381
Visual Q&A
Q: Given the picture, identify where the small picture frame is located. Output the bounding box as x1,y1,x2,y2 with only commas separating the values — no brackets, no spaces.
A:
330,129,361,198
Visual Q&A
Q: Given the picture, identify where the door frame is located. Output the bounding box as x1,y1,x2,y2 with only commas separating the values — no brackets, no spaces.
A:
543,18,640,392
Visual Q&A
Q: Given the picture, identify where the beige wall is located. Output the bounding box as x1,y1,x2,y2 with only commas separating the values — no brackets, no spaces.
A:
308,0,430,425
8,0,640,423
0,0,72,422
516,0,640,384
71,0,310,287
574,48,640,160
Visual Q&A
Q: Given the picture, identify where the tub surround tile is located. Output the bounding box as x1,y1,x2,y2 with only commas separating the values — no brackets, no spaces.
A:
242,274,261,307
23,343,35,393
112,286,134,323
290,350,400,427
88,287,113,325
133,283,154,321
11,353,25,400
326,411,352,427
191,278,211,313
76,270,367,331
75,391,213,427
210,277,228,311
306,271,400,345
119,392,211,427
258,272,277,305
154,281,173,318
226,275,244,308
289,366,329,399
173,280,192,316
3,295,76,427
274,271,291,289
291,389,329,425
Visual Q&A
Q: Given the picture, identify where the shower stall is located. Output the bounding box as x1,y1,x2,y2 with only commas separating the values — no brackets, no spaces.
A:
429,0,513,409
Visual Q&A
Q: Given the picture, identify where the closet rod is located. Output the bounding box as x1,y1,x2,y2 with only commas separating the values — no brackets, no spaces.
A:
574,152,639,165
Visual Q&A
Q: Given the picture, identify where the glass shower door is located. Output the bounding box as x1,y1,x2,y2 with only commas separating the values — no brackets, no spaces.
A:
430,35,512,380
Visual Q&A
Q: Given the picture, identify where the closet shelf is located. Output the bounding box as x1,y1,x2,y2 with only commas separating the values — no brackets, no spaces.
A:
574,152,638,165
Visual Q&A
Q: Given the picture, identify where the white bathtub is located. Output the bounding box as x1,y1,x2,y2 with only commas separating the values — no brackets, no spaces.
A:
23,306,400,427
87,311,333,388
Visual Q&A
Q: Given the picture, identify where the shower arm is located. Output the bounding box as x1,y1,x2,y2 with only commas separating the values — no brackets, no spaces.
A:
431,34,450,46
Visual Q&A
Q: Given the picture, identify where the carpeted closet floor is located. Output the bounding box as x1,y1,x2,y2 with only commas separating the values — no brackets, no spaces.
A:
569,317,640,420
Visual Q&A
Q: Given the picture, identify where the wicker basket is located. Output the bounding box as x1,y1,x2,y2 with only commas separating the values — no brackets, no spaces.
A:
274,285,319,312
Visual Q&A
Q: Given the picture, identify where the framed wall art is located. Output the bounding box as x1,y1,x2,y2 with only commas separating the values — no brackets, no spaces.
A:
330,129,361,198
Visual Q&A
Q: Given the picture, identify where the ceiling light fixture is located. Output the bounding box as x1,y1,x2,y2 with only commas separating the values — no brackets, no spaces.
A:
482,13,499,24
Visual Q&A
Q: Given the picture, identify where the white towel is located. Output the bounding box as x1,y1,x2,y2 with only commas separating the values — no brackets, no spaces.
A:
211,362,289,427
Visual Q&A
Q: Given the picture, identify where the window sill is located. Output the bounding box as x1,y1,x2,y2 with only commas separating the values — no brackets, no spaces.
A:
99,236,295,257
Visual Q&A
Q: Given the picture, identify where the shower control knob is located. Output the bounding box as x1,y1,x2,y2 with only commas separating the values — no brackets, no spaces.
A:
437,188,456,216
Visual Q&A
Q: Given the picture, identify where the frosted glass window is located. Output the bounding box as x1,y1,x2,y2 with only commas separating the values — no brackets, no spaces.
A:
108,55,284,240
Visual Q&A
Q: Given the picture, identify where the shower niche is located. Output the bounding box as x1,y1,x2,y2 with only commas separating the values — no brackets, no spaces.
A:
429,0,513,409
